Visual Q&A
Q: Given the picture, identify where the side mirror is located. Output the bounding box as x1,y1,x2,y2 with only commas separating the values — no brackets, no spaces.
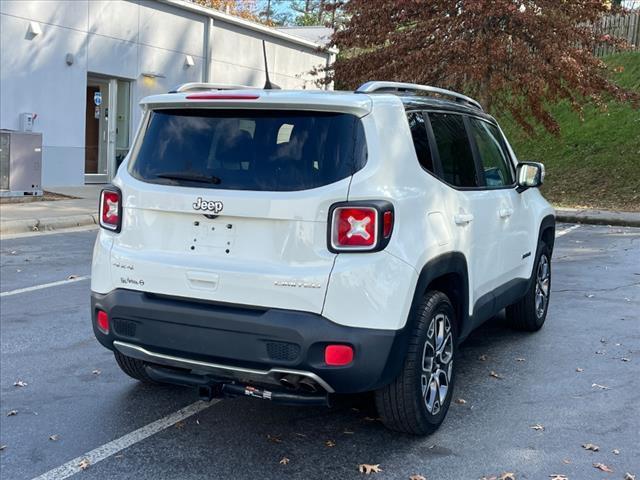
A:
516,162,545,193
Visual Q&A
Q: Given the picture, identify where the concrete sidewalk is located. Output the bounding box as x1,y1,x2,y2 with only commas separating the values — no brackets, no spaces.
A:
1,186,639,235
0,186,102,235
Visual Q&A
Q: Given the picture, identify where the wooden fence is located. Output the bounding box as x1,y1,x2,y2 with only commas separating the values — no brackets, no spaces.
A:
594,11,640,56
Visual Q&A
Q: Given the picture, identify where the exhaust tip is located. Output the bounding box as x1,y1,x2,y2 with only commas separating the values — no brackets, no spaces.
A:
279,374,300,390
298,377,319,393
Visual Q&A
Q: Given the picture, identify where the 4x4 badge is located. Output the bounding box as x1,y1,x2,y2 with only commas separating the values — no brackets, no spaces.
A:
193,197,223,214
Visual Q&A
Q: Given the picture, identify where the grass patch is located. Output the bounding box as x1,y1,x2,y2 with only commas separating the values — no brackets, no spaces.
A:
498,52,640,212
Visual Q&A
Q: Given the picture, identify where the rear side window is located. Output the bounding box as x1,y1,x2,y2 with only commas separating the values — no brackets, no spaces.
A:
468,118,514,187
429,113,478,188
407,111,434,173
129,109,367,191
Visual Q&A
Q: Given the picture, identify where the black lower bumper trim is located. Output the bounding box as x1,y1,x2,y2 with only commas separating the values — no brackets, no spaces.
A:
91,289,409,394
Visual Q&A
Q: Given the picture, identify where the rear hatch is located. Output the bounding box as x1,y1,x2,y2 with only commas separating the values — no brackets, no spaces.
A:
111,104,367,313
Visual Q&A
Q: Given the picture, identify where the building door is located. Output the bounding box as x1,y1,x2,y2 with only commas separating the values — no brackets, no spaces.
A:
84,77,131,183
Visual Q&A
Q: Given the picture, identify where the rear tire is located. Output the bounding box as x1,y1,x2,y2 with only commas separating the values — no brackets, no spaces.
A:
114,351,159,384
375,290,457,435
506,241,551,332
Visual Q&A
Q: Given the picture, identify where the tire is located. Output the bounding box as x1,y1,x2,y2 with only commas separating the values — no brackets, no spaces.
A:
506,241,551,332
114,351,159,384
375,290,457,435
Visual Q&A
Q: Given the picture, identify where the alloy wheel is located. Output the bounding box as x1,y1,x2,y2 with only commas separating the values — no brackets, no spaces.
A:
535,254,550,318
421,313,454,415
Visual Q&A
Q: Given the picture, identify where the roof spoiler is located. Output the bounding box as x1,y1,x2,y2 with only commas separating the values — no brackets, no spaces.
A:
168,83,254,94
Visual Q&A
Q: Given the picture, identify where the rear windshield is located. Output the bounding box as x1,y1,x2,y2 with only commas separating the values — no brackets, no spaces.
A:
128,109,367,191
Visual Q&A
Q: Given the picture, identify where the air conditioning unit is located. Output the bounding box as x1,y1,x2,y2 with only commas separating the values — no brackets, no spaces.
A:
0,130,43,197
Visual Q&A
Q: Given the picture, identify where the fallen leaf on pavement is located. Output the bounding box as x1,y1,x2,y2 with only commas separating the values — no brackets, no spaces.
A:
67,274,80,280
595,350,606,355
516,358,526,362
325,440,336,448
582,443,600,451
49,434,59,441
576,368,584,372
13,380,27,387
593,463,613,473
0,445,6,451
562,459,571,464
455,398,467,405
621,357,630,362
343,430,354,435
612,449,620,455
78,458,90,470
267,434,283,443
586,294,594,298
409,475,426,480
294,432,306,437
195,419,200,425
174,421,185,429
92,369,101,375
530,423,545,431
624,473,635,480
6,410,17,416
549,476,568,480
600,338,607,343
592,383,610,390
499,473,516,480
478,354,489,361
363,416,379,422
359,464,382,474
490,371,503,379
279,457,290,465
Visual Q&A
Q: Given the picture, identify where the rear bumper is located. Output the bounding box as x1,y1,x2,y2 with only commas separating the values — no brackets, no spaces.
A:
91,289,408,394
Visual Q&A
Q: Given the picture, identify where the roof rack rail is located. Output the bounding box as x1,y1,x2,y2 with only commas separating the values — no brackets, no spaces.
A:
355,81,483,111
169,82,254,94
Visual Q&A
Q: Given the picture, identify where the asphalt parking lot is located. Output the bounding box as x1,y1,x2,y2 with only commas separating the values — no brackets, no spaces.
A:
1,223,638,480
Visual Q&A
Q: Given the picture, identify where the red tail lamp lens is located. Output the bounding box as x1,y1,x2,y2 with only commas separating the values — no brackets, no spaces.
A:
325,345,354,366
383,210,394,238
333,207,377,248
96,310,109,334
100,189,121,232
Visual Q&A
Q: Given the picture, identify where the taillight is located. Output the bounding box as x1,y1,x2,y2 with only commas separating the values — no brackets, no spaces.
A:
325,345,354,366
99,187,122,232
96,310,109,334
328,201,394,253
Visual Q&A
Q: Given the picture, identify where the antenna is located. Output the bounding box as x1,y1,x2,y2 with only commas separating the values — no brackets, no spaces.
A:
262,40,280,90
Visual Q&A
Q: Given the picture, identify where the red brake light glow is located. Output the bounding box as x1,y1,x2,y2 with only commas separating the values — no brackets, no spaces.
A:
96,310,109,334
186,93,260,100
325,345,354,366
99,188,121,232
332,207,377,249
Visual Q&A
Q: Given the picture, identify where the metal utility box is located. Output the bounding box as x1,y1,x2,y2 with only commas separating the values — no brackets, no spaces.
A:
0,130,43,197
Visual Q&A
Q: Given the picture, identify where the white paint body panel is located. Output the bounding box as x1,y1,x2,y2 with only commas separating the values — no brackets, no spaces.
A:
92,91,554,331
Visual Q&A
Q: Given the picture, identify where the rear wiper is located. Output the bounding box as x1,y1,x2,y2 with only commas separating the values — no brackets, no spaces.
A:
155,172,221,185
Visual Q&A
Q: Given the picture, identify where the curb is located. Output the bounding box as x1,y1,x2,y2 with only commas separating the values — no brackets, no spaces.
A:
555,212,640,228
0,214,98,235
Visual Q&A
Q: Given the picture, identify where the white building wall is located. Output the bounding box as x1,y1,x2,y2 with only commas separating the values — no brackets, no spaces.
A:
0,0,331,187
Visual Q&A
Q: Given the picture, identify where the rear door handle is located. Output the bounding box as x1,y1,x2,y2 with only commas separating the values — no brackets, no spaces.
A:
499,208,514,218
454,213,474,225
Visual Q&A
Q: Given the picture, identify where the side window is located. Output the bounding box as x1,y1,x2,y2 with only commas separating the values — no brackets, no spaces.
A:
407,111,434,173
469,119,514,187
428,113,478,187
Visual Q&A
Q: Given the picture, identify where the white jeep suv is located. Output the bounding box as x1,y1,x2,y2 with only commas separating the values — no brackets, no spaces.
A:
91,82,555,435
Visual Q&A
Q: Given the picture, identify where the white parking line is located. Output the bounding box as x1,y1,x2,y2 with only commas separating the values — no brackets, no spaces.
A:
31,400,220,480
0,276,90,298
556,224,580,237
